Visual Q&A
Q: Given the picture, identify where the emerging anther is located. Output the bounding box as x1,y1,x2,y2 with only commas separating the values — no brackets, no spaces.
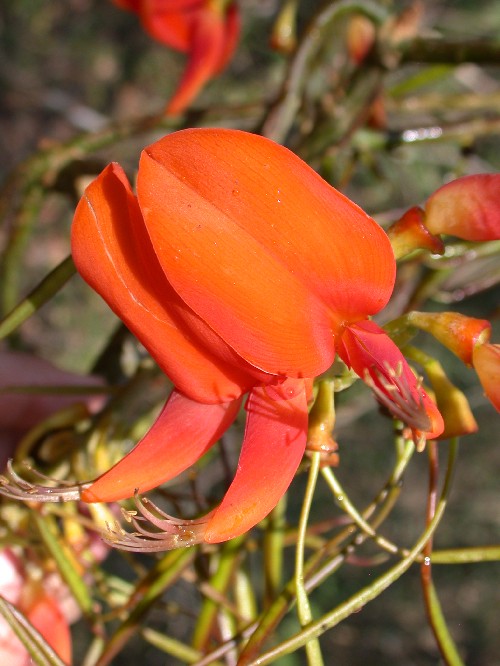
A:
101,492,211,552
364,363,431,449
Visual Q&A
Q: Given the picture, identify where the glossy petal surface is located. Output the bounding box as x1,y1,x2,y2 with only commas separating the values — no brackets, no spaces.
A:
204,378,309,542
71,162,256,403
425,174,500,241
82,390,242,502
338,320,444,439
138,128,395,377
473,343,500,411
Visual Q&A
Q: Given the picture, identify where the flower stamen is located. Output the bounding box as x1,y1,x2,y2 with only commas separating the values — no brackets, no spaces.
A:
0,460,87,502
102,493,210,552
364,362,431,450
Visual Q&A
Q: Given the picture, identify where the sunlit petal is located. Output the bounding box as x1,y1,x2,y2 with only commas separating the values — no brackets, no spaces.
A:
71,162,256,403
82,390,242,502
138,129,394,376
425,174,500,241
204,378,309,542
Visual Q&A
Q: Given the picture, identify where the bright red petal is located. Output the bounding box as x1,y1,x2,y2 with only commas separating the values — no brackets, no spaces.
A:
337,320,444,440
164,7,227,115
82,389,242,502
138,129,394,377
71,162,256,403
204,378,309,542
140,2,199,51
425,174,500,241
214,2,240,74
473,343,500,411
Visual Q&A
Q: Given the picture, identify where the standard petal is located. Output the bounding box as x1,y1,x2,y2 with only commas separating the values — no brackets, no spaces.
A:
425,174,500,241
138,129,394,376
82,390,242,502
71,162,256,403
473,343,500,411
337,320,444,441
203,378,309,542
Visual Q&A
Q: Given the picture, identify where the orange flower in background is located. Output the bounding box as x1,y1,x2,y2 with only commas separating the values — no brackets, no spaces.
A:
387,174,500,257
112,0,240,115
0,549,72,665
71,128,443,548
473,343,500,411
424,174,500,241
407,311,500,412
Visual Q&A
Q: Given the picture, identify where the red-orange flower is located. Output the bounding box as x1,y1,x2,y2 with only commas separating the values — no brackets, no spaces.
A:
0,549,72,665
71,128,442,548
473,343,500,411
407,311,500,413
112,0,240,115
388,174,500,258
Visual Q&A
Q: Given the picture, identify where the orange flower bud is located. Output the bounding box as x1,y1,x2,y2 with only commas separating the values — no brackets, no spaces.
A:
407,312,491,366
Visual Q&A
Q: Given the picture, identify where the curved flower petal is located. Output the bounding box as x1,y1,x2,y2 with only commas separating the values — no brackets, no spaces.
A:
71,162,256,403
204,378,309,542
213,2,240,74
82,390,242,502
165,6,228,115
337,320,444,442
407,311,491,366
473,343,500,411
138,129,395,377
424,174,500,241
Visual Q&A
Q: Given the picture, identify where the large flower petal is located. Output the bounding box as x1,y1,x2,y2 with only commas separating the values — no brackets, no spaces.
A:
425,174,500,241
138,129,395,377
82,390,242,502
203,378,309,542
473,343,500,411
71,162,257,403
337,320,444,441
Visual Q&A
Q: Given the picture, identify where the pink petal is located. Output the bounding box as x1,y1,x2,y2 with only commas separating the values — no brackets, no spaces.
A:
204,378,309,542
82,389,242,502
337,320,444,440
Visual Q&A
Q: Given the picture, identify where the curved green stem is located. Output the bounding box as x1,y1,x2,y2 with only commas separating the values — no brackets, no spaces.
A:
296,452,324,666
245,438,459,666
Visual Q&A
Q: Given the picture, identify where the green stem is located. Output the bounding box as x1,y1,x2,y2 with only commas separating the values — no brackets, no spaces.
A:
296,452,324,666
94,548,195,666
421,440,465,666
0,255,76,340
261,0,388,142
263,495,287,606
192,536,244,651
245,439,459,665
237,438,415,664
